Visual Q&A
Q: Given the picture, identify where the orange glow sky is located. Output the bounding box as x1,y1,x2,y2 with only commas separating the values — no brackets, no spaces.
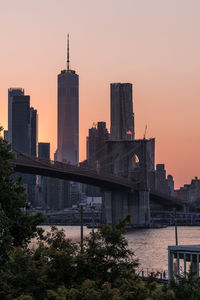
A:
1,0,200,189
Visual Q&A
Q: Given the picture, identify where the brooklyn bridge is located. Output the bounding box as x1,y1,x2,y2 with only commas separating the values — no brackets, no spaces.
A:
12,138,183,227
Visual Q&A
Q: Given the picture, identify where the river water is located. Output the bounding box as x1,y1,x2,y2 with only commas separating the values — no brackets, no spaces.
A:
37,226,200,274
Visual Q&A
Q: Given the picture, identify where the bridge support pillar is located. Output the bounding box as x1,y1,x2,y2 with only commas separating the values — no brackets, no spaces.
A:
103,189,150,228
138,189,150,226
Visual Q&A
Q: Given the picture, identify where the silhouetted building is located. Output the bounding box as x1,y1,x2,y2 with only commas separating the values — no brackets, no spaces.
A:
176,177,200,204
38,142,50,159
8,88,24,144
38,143,71,210
3,130,8,142
52,36,80,209
11,95,38,157
8,89,37,206
85,121,109,196
87,126,96,162
38,143,50,208
110,83,134,140
57,35,79,165
30,108,38,157
12,95,30,154
152,164,174,196
87,122,109,167
46,177,70,210
45,150,71,210
167,175,174,197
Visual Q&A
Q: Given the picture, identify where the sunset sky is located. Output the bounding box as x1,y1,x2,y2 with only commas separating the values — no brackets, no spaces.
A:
1,0,200,188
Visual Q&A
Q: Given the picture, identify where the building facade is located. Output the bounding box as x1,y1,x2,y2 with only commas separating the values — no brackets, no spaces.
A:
57,36,79,165
37,143,50,208
30,107,38,157
110,83,134,141
53,36,79,209
87,121,109,168
8,88,24,144
175,177,200,205
8,89,37,206
12,95,30,154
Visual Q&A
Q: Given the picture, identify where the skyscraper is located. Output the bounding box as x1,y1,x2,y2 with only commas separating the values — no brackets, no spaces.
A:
8,89,37,205
110,83,134,140
12,95,30,154
38,142,50,159
85,121,109,197
8,88,24,144
38,143,50,208
30,107,38,157
87,122,109,165
57,35,79,165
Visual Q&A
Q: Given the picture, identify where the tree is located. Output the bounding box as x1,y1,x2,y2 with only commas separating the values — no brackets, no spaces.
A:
75,215,138,286
0,126,44,253
169,272,200,300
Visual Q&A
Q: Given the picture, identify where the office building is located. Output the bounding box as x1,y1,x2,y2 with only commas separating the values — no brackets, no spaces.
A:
38,145,64,210
8,89,37,205
38,142,50,159
38,143,50,208
12,95,30,154
154,164,174,196
52,35,79,209
30,108,38,157
8,88,24,144
110,83,134,140
57,35,79,165
85,121,109,196
175,176,200,204
87,121,109,167
11,96,38,157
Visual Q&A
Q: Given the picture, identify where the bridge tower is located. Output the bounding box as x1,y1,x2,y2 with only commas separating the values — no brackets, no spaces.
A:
102,138,155,227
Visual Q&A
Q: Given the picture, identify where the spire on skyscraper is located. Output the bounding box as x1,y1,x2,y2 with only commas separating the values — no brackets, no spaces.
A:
67,34,70,71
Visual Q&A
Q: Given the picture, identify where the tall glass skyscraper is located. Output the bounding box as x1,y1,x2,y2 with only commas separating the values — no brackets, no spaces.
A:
8,88,24,144
110,83,134,140
57,35,79,165
12,95,30,154
7,88,38,206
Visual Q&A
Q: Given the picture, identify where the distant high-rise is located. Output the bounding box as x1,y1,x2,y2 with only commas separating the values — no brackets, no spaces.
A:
87,122,109,164
86,121,109,197
38,142,50,160
110,83,134,140
38,143,50,208
30,107,38,157
8,89,37,205
12,95,30,154
57,35,79,164
8,88,24,144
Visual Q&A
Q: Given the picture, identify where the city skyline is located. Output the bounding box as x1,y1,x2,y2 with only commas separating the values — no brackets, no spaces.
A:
1,0,200,188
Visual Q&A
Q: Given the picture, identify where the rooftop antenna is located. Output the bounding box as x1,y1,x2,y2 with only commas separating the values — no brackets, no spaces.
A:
67,33,70,71
144,125,147,139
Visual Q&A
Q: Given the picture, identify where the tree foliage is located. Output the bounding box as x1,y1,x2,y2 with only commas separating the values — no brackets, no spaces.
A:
0,126,44,253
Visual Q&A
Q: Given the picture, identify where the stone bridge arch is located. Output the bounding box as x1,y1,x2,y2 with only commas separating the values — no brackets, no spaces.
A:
102,138,155,227
103,139,155,185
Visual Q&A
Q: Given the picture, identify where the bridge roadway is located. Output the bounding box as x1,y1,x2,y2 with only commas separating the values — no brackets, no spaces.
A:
12,152,136,191
11,152,182,209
